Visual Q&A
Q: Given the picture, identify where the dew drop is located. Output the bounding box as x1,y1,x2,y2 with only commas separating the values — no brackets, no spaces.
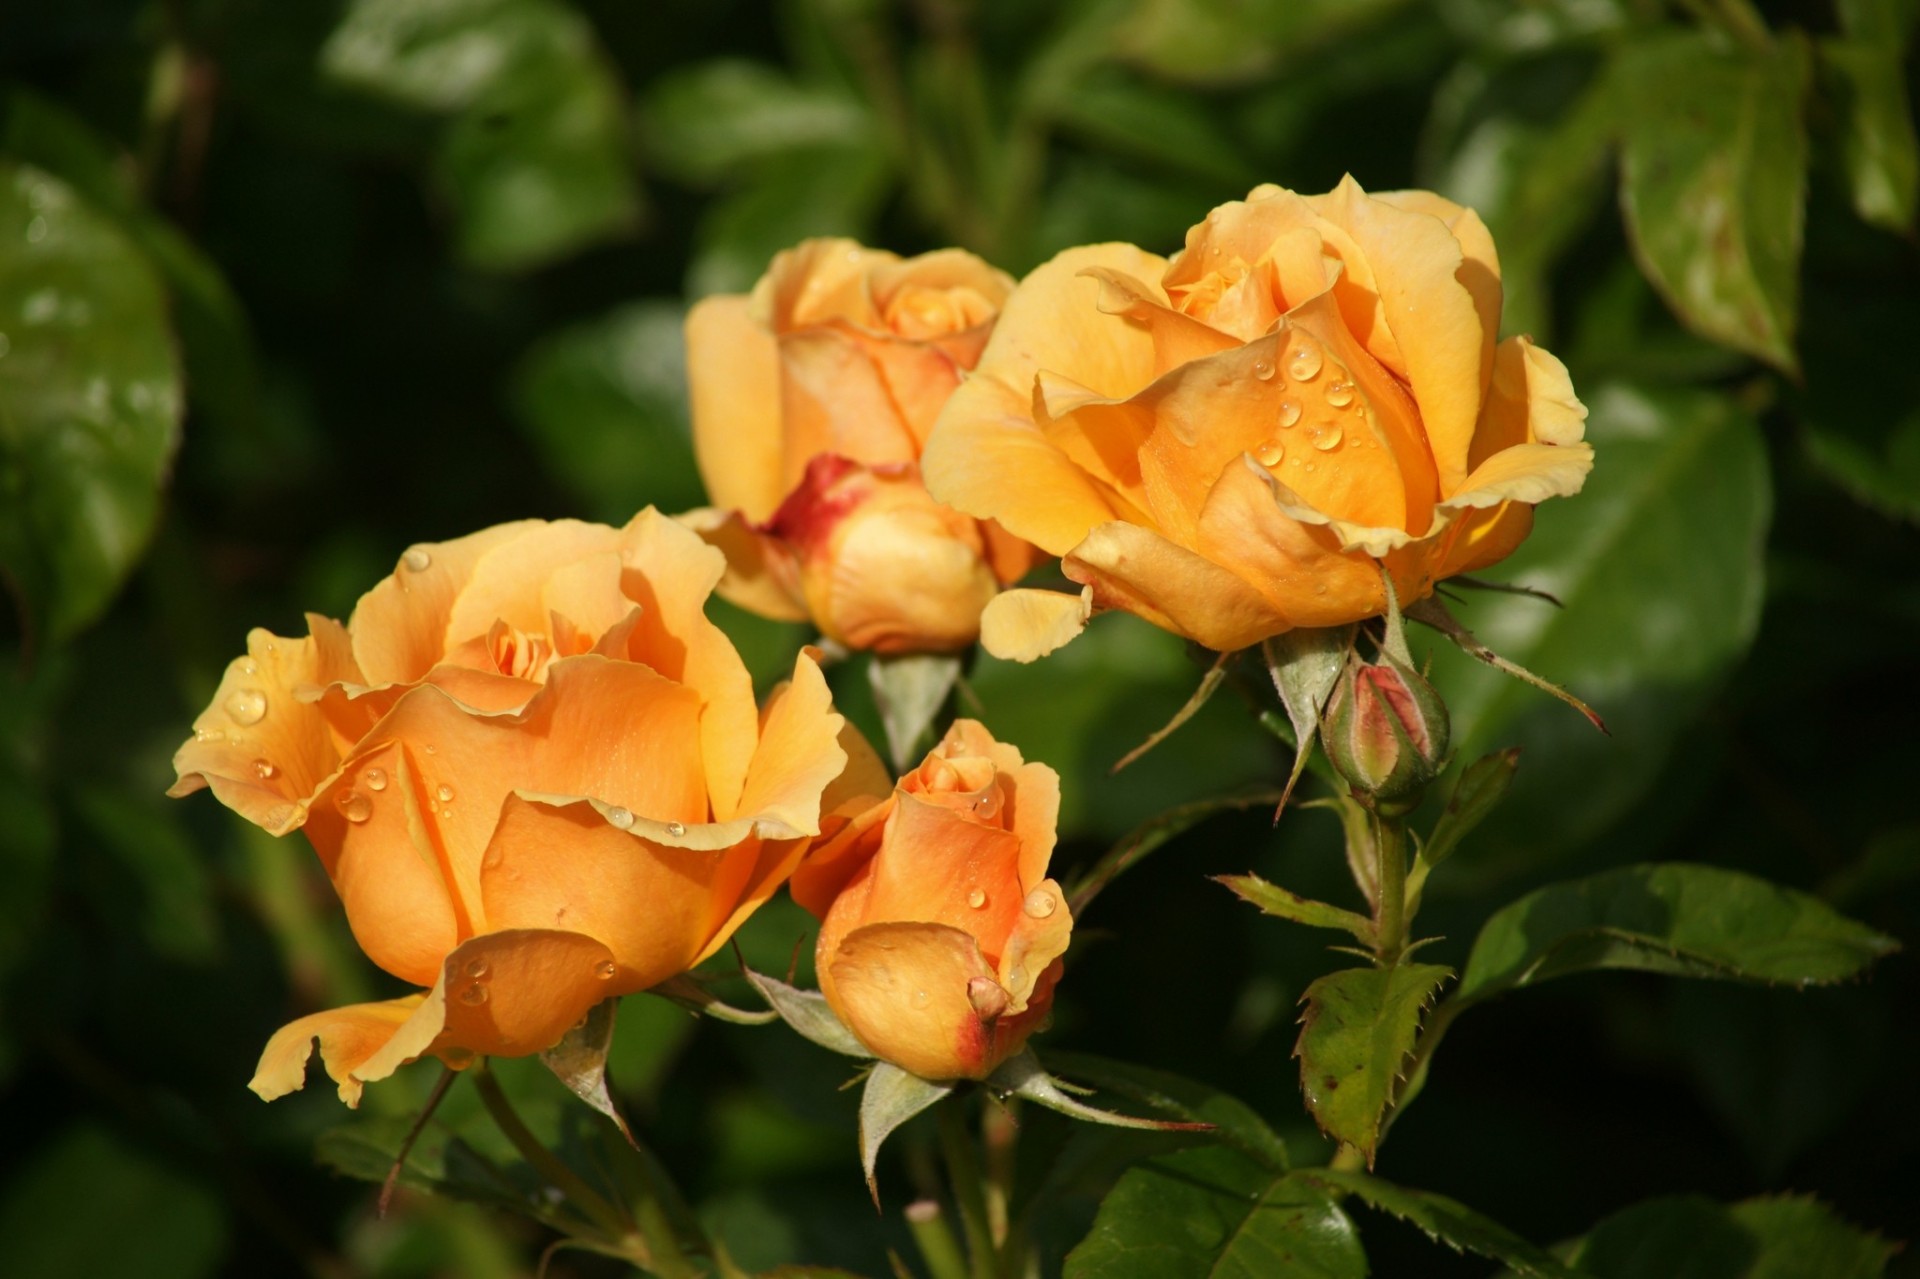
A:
1325,380,1354,408
224,688,267,726
424,745,437,755
337,790,373,824
364,767,388,792
1313,423,1344,452
193,726,225,744
595,960,618,980
1254,439,1285,468
1023,889,1057,919
240,659,259,677
1277,400,1302,429
1304,462,1317,473
458,982,489,1006
436,784,455,804
967,888,989,910
666,820,687,837
465,958,491,980
252,758,277,781
1007,965,1028,991
1288,346,1323,380
402,548,432,572
911,989,931,1009
607,805,634,829
1252,357,1275,381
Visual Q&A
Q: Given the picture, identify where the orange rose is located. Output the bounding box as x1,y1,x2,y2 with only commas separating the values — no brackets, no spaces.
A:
922,177,1593,659
682,238,1041,653
790,721,1070,1080
169,512,849,1105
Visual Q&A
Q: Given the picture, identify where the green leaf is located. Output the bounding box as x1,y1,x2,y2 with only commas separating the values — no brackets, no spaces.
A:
1064,1148,1366,1279
1820,39,1920,233
1263,623,1354,812
1415,748,1520,880
987,1049,1214,1134
541,997,634,1144
0,163,182,646
744,969,871,1057
316,1116,532,1218
1305,1169,1582,1279
1294,963,1452,1163
858,1063,952,1203
641,60,874,186
1455,863,1900,1005
1563,1194,1894,1278
1217,874,1375,944
508,300,703,521
1425,383,1771,884
0,1124,225,1279
1616,31,1810,372
867,652,963,772
1041,1050,1291,1171
321,0,640,271
1114,0,1416,86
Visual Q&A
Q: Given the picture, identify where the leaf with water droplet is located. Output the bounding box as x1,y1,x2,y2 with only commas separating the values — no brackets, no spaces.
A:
540,996,638,1146
0,161,181,646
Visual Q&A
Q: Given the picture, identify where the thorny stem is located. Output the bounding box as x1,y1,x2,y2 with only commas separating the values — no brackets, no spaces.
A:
937,1097,999,1279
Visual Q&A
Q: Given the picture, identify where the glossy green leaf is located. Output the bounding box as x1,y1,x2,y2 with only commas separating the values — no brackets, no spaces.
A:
1042,1050,1291,1170
858,1063,952,1202
1564,1194,1895,1278
1424,383,1771,884
1218,874,1374,943
1616,31,1809,371
1455,863,1899,1005
508,300,703,521
0,163,182,645
641,60,874,186
0,1124,225,1279
321,0,640,271
1305,1169,1581,1279
1294,963,1452,1163
1820,39,1919,233
1064,1149,1366,1279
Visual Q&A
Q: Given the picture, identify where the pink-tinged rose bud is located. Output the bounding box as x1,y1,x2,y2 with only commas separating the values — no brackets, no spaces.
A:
1322,653,1450,811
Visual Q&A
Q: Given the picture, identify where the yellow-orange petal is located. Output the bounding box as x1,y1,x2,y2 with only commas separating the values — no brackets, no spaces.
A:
827,921,1006,1080
789,792,895,920
995,876,1071,1016
169,616,365,834
732,648,847,842
776,325,923,484
349,521,542,687
1374,189,1502,400
443,521,626,651
862,790,1028,958
979,587,1093,663
822,716,893,817
1061,520,1286,653
250,995,426,1106
306,740,465,986
678,507,810,623
687,293,787,523
1311,176,1487,497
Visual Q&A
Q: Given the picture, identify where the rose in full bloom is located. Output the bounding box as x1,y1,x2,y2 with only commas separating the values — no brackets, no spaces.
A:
682,238,1041,653
790,721,1070,1081
921,177,1593,659
170,512,850,1105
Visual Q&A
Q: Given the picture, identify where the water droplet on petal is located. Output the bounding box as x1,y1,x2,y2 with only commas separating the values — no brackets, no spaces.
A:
1007,965,1028,992
1254,439,1285,468
464,957,490,980
251,758,277,780
1304,462,1317,473
436,784,455,804
402,548,432,572
1277,400,1302,428
1288,347,1322,380
240,659,259,676
1252,357,1275,381
424,745,436,755
337,791,373,823
364,767,388,792
1325,380,1354,408
595,960,618,980
1313,423,1344,452
225,688,267,726
967,888,988,910
194,726,225,744
458,982,488,1006
1024,889,1057,919
607,805,634,829
666,820,687,837
911,989,931,1009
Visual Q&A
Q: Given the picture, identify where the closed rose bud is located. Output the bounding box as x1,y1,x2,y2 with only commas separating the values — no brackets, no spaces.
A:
1322,653,1450,811
791,721,1070,1081
681,238,1040,653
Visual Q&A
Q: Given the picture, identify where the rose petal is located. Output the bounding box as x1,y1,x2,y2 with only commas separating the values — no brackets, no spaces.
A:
250,995,426,1106
678,507,811,623
350,521,541,687
735,648,848,840
1062,520,1286,653
1375,189,1503,402
775,325,922,484
827,921,1005,1080
687,293,787,523
444,521,626,652
979,587,1093,663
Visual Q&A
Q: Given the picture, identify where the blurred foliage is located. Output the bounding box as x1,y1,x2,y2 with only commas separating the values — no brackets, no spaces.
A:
2,0,1917,1275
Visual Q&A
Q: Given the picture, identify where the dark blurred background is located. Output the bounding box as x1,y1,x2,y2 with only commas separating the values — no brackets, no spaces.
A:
2,0,1917,1274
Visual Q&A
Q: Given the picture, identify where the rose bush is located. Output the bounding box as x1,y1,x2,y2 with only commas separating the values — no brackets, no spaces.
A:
682,238,1041,653
790,721,1070,1081
170,512,850,1105
921,177,1594,659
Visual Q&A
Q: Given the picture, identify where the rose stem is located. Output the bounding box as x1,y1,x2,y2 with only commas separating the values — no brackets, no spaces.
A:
1373,814,1411,966
906,1199,972,1279
936,1096,999,1279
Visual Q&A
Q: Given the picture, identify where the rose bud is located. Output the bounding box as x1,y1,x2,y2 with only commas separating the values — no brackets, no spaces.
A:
170,513,850,1106
1321,651,1451,811
791,721,1070,1081
681,238,1041,653
923,178,1592,660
